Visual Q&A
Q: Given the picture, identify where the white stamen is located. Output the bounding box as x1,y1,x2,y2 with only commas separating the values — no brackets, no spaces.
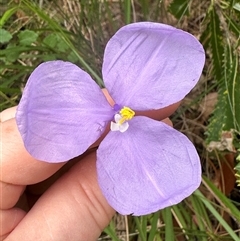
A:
119,122,129,132
110,114,129,133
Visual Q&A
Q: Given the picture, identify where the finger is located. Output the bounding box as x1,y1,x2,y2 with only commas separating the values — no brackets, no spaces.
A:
162,117,173,127
0,106,17,122
0,208,26,240
1,118,65,185
1,115,93,209
0,182,25,209
6,152,115,241
0,117,67,213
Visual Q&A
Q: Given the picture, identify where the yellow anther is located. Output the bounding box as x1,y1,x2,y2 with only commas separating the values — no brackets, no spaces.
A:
119,106,135,124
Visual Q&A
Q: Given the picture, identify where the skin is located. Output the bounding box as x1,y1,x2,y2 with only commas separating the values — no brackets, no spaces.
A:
0,89,179,241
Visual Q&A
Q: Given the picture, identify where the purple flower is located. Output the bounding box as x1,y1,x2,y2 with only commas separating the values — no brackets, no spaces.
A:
16,22,205,215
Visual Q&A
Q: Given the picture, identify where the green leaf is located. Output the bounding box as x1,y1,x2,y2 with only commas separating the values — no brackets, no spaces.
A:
224,13,240,38
134,216,147,241
202,176,240,222
0,6,19,28
148,212,160,241
67,51,79,63
18,30,39,46
0,29,12,43
56,39,69,52
139,0,150,19
189,196,210,241
168,0,190,19
162,207,174,241
42,54,58,62
209,7,224,81
103,220,122,241
43,33,68,52
194,190,240,241
124,0,131,24
0,45,47,56
43,33,58,48
235,152,240,186
205,4,240,150
206,44,240,150
233,2,240,11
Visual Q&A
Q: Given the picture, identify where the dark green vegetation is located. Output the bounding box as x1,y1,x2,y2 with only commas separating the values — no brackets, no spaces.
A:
1,0,239,240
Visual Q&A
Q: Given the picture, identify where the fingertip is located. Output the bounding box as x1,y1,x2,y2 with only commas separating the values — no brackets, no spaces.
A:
1,118,65,185
0,208,26,239
0,106,17,122
162,118,173,127
0,182,25,209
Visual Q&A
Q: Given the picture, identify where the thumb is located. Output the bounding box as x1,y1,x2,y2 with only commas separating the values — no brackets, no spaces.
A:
6,152,115,241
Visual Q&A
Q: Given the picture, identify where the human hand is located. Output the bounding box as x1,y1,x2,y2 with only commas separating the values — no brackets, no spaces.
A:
1,90,177,241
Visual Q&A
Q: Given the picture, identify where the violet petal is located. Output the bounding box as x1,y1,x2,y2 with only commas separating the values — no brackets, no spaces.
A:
97,116,201,215
102,22,205,110
16,61,114,162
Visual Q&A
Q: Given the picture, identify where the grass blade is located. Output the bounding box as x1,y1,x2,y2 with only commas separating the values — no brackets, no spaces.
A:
194,189,240,241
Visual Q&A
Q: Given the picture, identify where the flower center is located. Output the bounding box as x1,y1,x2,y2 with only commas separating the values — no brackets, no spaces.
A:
119,106,135,124
110,106,135,133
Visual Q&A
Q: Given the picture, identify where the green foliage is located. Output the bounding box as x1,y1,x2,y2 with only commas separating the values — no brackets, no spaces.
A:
200,1,240,185
0,28,12,43
168,0,190,19
233,2,240,11
209,6,224,81
194,189,240,241
18,30,39,46
204,1,240,147
206,45,240,148
43,33,68,52
235,150,240,186
0,6,19,28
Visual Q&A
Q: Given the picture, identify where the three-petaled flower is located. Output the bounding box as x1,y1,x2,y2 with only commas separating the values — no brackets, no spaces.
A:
16,22,205,215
